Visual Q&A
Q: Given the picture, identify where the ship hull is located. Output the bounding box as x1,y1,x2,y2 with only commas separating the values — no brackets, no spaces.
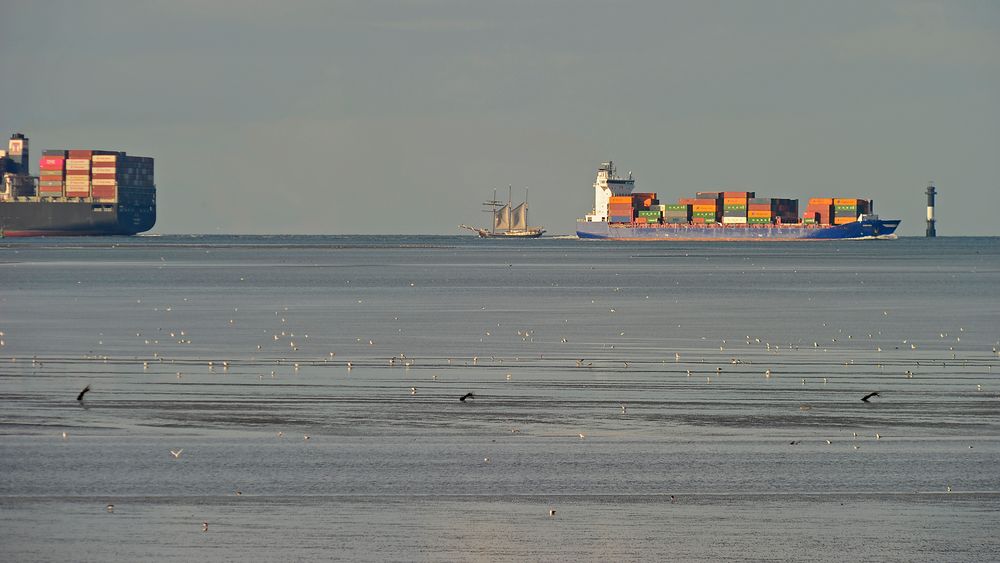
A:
1,186,155,236
576,219,899,240
479,229,545,238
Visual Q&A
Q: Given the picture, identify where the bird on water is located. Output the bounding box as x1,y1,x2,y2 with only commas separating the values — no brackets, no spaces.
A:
861,391,880,403
76,385,91,401
459,392,475,402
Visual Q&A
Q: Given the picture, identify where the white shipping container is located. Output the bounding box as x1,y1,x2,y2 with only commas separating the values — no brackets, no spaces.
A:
722,217,748,224
91,178,117,186
91,167,117,175
65,159,91,170
92,154,117,163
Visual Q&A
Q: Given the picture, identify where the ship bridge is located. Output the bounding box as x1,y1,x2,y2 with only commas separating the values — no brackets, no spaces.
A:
585,161,635,222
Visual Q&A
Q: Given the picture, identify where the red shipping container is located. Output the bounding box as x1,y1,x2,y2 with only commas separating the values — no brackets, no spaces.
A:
91,173,116,180
677,198,698,205
91,186,116,199
68,150,93,158
39,156,65,168
724,191,754,198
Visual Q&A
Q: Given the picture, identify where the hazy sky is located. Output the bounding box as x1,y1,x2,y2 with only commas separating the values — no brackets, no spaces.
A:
2,1,998,235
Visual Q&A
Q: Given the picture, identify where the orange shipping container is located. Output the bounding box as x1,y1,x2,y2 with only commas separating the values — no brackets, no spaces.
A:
723,191,754,198
677,198,698,205
692,205,716,212
834,198,859,206
723,197,748,205
609,196,633,204
833,216,855,225
809,198,834,205
91,185,116,199
748,210,772,218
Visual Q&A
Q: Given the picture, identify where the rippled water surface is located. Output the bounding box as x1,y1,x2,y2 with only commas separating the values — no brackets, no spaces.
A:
1,235,998,561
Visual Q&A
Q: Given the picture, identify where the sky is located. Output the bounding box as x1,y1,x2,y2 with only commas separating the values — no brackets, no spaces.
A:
1,0,998,235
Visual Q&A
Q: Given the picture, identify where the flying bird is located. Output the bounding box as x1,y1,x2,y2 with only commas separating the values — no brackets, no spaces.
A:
861,391,880,403
459,392,475,402
76,385,91,401
170,449,183,458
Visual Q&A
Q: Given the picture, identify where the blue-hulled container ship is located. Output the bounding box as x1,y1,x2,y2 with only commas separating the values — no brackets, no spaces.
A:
576,161,899,241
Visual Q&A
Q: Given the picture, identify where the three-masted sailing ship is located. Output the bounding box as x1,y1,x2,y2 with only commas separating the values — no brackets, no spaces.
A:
461,187,545,238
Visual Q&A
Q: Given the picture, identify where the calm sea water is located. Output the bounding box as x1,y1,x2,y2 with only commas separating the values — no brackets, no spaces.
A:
1,235,998,562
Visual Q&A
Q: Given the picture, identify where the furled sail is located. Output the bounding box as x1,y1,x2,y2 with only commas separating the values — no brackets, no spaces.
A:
511,203,528,230
494,204,511,231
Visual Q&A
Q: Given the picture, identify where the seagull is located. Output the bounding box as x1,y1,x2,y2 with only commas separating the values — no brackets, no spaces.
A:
459,392,475,402
203,521,209,532
861,391,880,403
76,385,91,401
578,433,586,439
106,504,114,513
548,509,557,517
62,431,68,440
170,449,183,458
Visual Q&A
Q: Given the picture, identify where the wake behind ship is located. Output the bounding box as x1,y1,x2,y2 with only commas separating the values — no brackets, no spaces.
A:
577,161,899,240
1,133,155,236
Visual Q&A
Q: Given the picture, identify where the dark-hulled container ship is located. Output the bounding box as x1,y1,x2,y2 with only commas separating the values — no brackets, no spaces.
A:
1,133,155,236
577,161,899,240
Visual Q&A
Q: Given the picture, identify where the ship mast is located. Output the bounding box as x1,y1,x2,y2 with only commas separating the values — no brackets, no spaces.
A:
525,187,529,229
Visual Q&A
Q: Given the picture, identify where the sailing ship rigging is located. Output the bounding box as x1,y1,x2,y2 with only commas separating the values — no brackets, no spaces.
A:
461,186,544,238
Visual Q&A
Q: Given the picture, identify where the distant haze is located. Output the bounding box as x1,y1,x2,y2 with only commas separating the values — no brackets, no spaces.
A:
2,1,998,236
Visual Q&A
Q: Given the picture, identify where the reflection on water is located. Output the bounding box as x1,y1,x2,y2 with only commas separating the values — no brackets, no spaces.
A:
1,236,998,561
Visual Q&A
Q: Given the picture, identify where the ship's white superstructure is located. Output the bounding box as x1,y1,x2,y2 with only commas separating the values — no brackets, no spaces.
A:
584,161,635,222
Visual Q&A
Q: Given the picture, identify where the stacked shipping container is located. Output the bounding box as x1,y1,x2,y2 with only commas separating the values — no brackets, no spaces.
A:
721,191,753,224
31,149,154,202
833,198,870,225
65,150,92,197
605,188,869,227
38,150,66,197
